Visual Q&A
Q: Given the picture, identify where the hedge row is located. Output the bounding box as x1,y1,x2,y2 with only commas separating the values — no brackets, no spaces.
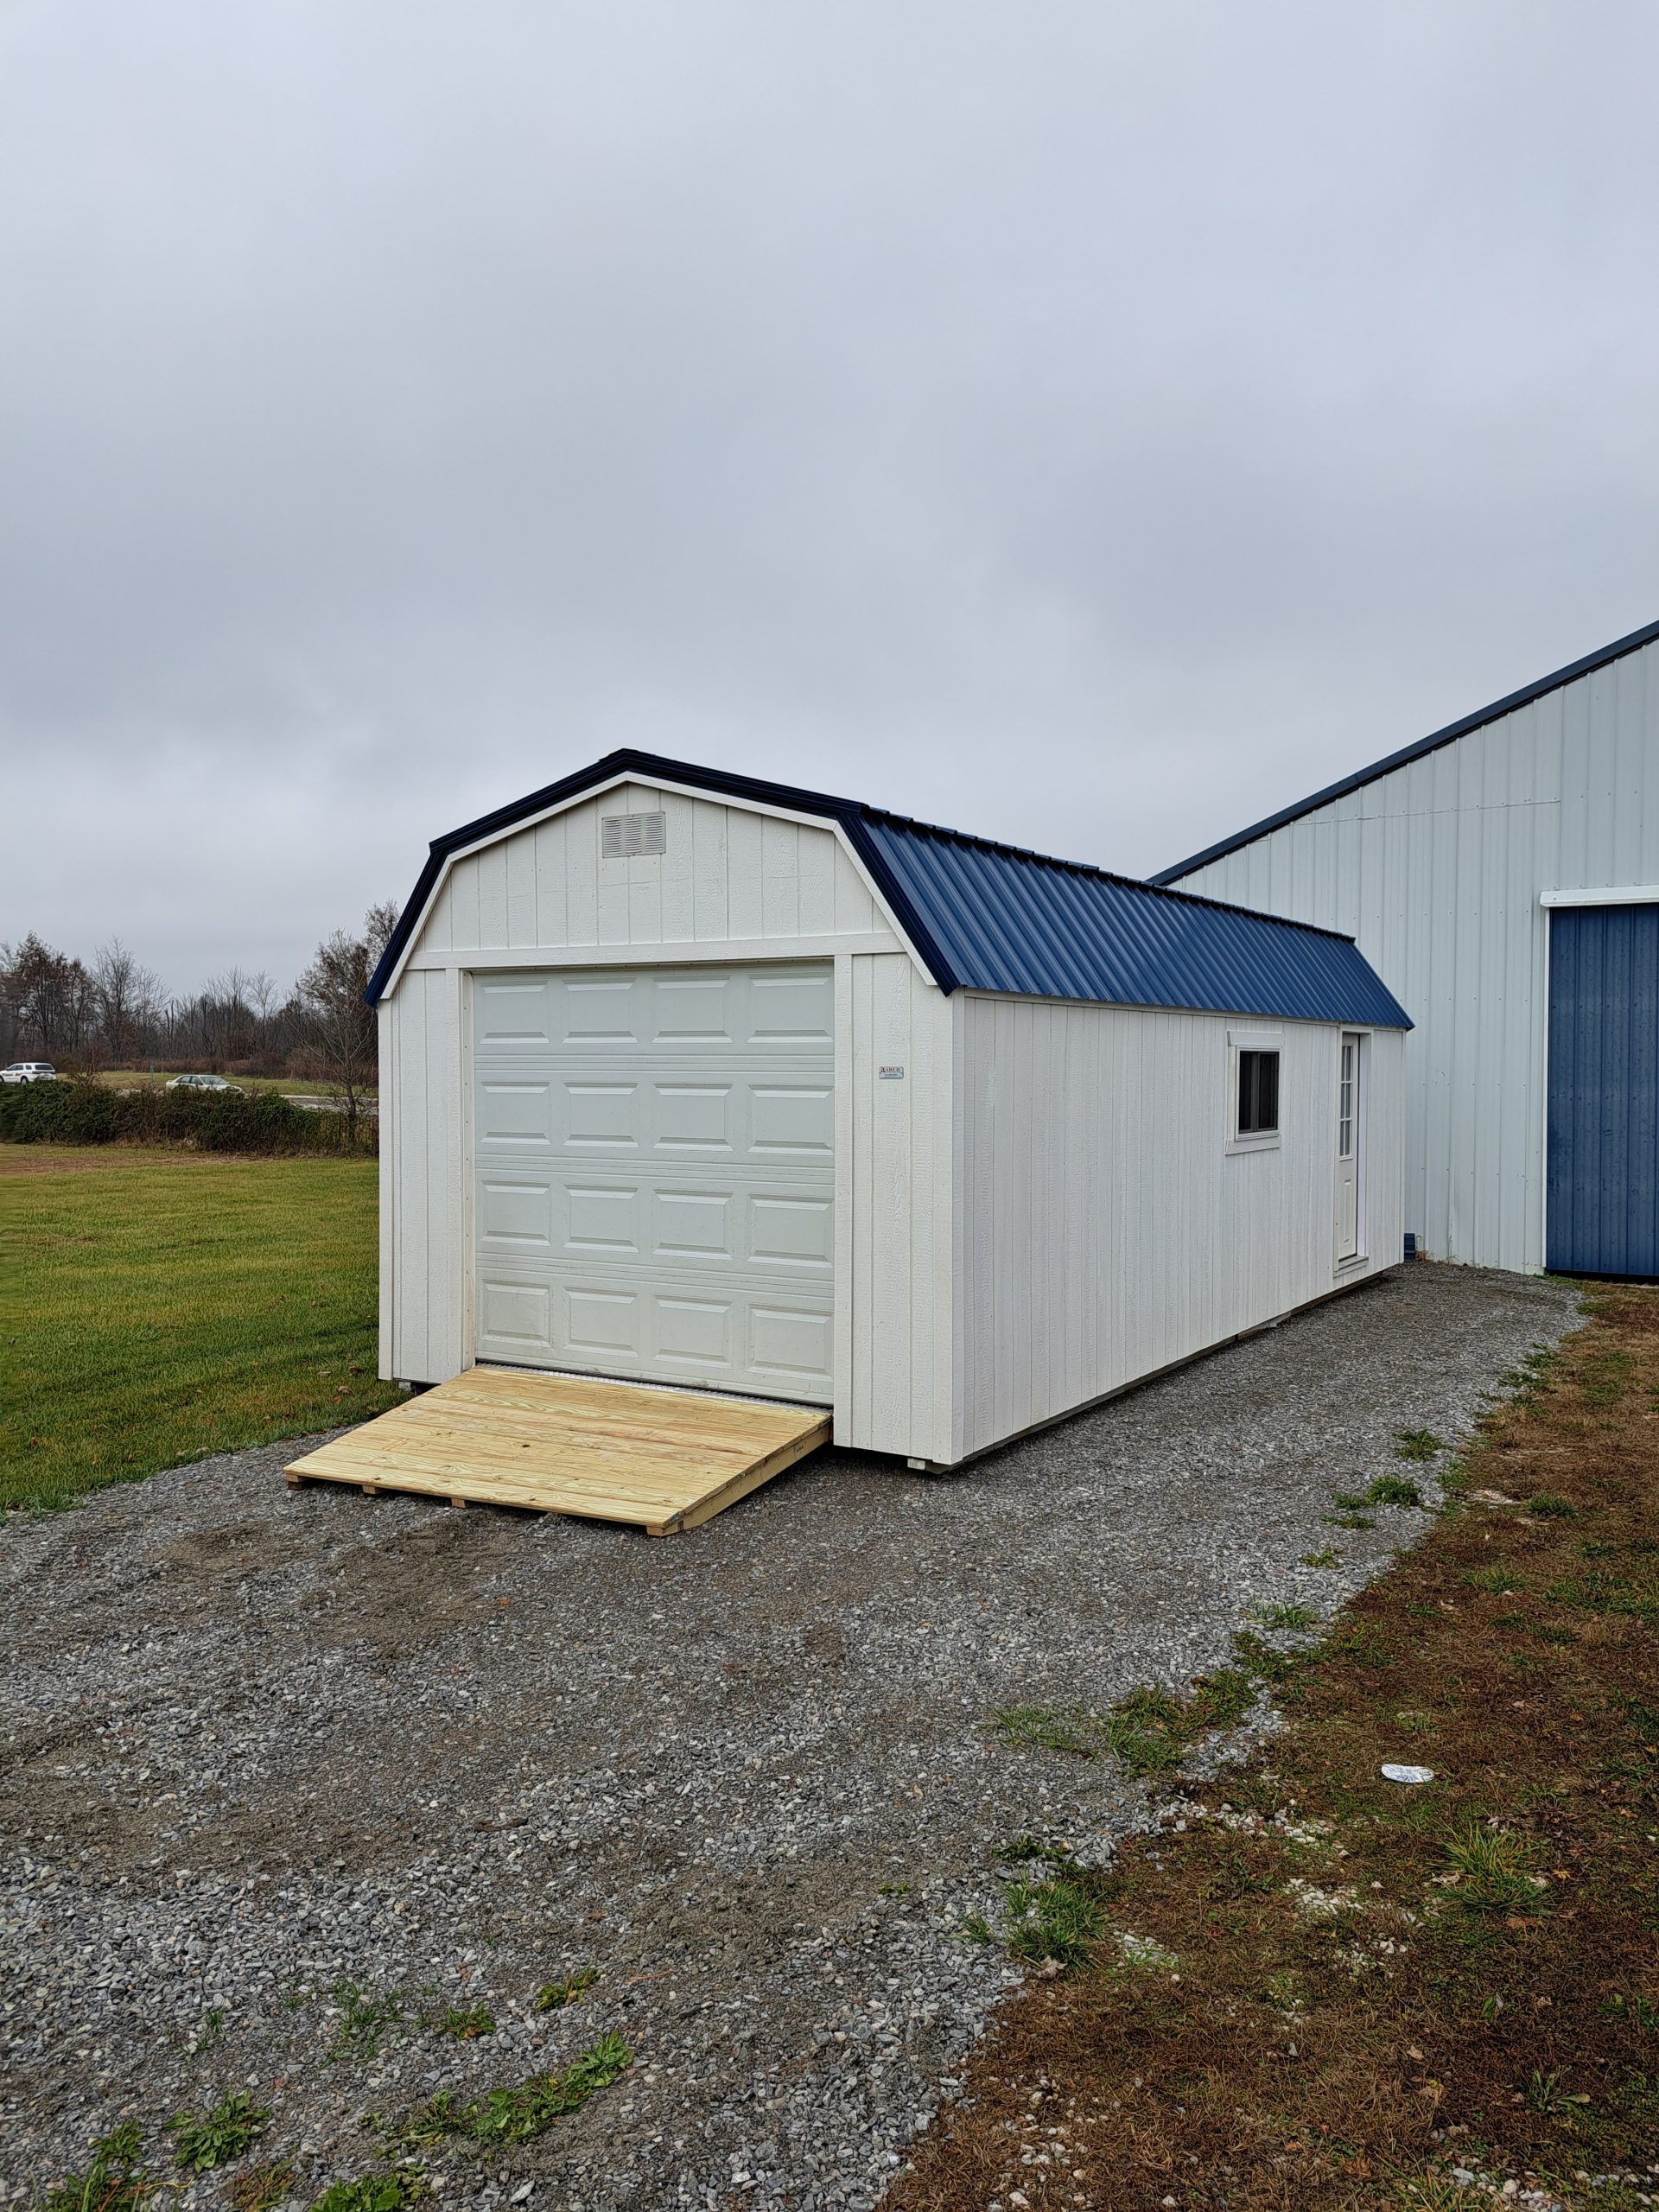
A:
0,1078,378,1157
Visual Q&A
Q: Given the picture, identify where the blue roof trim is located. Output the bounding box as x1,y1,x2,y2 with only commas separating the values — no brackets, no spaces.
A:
368,748,1409,1029
1151,613,1659,886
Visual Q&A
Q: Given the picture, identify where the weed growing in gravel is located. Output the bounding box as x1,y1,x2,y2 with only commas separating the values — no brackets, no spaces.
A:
1395,1428,1444,1461
1251,1601,1319,1630
1440,1820,1548,1918
878,1881,913,1896
423,2004,494,2040
1325,1508,1376,1529
1003,1869,1103,1970
989,1703,1098,1757
1367,1472,1427,1508
327,1980,406,2063
994,1834,1067,1865
186,2005,226,2054
40,2121,154,2212
1300,1548,1340,1567
961,1911,995,1944
228,2158,296,2212
403,2034,631,2148
167,2091,270,2173
532,1967,599,2012
308,2169,429,2212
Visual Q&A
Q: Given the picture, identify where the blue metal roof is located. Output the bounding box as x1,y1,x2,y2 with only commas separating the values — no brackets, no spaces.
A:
860,815,1409,1026
370,750,1409,1029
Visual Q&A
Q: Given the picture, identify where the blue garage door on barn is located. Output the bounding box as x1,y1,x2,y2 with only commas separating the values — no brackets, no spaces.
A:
1547,905,1659,1277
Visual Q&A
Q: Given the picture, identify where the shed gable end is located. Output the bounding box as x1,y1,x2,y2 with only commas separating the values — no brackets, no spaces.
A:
394,781,901,980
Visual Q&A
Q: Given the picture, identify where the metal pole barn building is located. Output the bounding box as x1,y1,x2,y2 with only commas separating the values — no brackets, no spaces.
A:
366,753,1408,1471
1154,616,1659,1280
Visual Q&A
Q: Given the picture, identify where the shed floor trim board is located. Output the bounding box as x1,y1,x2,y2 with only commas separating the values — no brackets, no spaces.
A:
283,1366,830,1535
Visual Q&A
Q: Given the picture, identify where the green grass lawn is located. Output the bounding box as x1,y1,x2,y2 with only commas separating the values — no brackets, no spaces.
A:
1,1146,400,1510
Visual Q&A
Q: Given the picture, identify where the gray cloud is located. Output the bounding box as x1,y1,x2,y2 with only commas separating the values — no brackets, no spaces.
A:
4,0,1657,992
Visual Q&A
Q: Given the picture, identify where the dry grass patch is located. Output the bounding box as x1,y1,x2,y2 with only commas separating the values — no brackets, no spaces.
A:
887,1287,1659,2212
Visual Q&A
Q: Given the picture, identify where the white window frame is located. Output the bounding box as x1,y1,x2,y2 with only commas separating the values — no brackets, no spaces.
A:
1226,1027,1283,1154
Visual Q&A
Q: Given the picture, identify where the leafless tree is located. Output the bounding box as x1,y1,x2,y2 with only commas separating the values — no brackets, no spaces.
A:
296,901,398,1136
92,939,162,1065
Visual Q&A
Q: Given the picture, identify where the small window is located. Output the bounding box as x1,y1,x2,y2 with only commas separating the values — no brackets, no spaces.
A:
1236,1048,1280,1137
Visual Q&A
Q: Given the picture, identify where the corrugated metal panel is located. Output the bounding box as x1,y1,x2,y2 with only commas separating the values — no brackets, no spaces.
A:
1547,906,1659,1277
1169,636,1659,1273
859,817,1409,1027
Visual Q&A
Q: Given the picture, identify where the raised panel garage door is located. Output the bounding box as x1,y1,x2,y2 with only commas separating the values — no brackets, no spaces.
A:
472,963,835,1401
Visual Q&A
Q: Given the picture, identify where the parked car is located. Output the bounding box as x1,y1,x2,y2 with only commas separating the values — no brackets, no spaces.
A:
165,1072,245,1094
1,1061,56,1083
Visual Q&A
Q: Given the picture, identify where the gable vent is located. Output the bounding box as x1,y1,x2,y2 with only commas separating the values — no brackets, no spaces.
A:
601,810,667,860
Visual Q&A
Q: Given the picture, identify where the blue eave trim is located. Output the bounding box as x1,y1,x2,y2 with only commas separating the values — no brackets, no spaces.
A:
1150,613,1659,887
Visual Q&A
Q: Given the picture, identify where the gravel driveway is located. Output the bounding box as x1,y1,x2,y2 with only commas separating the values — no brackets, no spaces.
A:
1,1263,1579,2210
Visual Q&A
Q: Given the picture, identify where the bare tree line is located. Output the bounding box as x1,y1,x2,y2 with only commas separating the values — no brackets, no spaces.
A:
0,906,398,1107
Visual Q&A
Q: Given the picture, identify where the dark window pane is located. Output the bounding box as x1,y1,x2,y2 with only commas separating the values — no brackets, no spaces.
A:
1238,1049,1280,1136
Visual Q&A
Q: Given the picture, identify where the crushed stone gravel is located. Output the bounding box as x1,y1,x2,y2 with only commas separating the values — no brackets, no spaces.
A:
1,1262,1580,2209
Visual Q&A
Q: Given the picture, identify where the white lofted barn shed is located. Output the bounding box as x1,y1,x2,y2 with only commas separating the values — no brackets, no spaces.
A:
366,753,1410,1471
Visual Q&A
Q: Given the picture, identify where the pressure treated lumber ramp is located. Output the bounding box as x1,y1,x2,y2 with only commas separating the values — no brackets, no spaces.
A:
283,1364,830,1535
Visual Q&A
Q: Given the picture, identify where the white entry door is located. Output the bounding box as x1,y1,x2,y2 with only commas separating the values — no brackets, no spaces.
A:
471,963,835,1402
1335,1032,1361,1263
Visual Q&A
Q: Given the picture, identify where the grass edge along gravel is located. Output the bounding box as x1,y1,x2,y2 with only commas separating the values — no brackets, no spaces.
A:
893,1288,1659,2212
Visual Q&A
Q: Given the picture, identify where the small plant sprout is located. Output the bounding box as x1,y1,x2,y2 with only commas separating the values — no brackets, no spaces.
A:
1529,1492,1578,1519
168,2091,271,2174
41,2123,153,2212
425,2002,495,2040
877,1880,913,1896
1366,1473,1426,1509
309,2171,431,2212
1300,1548,1340,1568
1395,1428,1444,1462
403,2033,631,2146
187,2005,227,2054
1003,1867,1103,1970
1440,1820,1548,1917
327,1979,407,2062
961,1911,995,1944
989,1703,1100,1757
533,1967,600,2012
228,2159,296,2212
1251,1601,1318,1631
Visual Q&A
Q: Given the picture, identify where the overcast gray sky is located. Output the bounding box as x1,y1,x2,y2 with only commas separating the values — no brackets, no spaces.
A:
4,1,1657,996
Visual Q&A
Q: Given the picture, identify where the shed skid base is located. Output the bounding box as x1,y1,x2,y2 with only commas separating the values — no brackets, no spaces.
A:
283,1365,830,1535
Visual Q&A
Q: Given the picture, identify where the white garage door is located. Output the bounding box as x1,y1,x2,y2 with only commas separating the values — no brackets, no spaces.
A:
472,963,835,1402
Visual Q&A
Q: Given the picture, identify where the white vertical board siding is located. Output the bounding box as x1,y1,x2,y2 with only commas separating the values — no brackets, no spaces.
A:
1174,639,1659,1271
383,966,467,1384
416,782,886,957
953,1001,1403,1462
846,953,955,1463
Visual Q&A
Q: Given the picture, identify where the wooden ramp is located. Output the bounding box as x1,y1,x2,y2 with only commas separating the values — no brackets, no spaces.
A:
284,1365,830,1535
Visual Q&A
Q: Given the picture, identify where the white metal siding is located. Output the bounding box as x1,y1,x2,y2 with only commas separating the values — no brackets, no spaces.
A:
471,963,836,1402
952,1001,1404,1461
1173,639,1659,1271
